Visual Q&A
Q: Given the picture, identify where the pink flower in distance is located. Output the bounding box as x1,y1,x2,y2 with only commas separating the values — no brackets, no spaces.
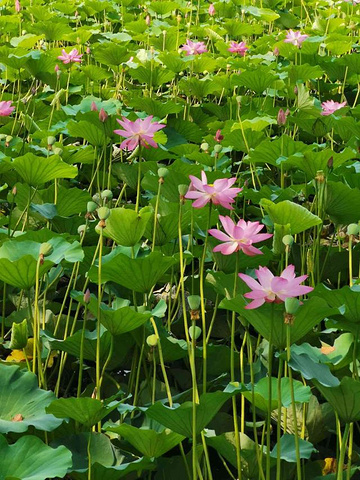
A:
284,30,308,48
181,39,207,56
114,115,165,151
90,101,98,111
57,48,83,64
15,0,21,12
185,171,242,209
0,101,15,116
209,215,272,255
321,100,347,116
208,3,215,16
214,129,224,142
228,41,248,56
239,265,313,309
99,108,108,123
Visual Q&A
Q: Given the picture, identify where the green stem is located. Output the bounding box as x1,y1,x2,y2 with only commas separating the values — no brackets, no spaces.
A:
337,423,350,480
77,304,88,398
135,147,142,213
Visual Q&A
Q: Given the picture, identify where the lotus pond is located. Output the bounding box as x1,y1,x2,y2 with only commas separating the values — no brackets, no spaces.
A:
2,0,360,479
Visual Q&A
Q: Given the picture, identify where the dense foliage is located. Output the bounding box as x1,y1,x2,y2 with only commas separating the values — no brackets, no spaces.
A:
1,0,360,479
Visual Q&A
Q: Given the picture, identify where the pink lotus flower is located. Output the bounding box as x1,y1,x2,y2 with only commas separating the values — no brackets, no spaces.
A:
321,100,347,116
114,115,165,151
214,129,224,142
209,215,272,255
15,0,21,12
208,3,215,15
284,30,308,48
57,48,83,64
228,41,248,56
0,101,15,116
239,265,313,309
185,171,242,209
181,39,207,56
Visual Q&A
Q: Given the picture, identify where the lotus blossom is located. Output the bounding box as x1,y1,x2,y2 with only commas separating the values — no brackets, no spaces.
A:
0,101,15,117
209,215,273,255
57,48,83,64
15,0,21,12
185,171,242,209
228,41,248,56
114,115,165,151
284,30,308,47
321,100,347,116
181,39,208,56
214,129,224,142
208,3,215,15
239,265,313,309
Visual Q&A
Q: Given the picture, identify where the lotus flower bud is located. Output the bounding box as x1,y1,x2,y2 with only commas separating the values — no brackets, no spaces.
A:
91,101,98,112
277,108,287,126
83,288,91,304
347,223,359,236
146,14,151,26
97,206,110,220
146,334,158,347
86,47,91,54
87,201,98,213
208,3,215,16
214,129,223,142
39,242,53,257
273,47,280,56
12,185,17,196
101,189,113,201
189,325,202,340
99,108,108,123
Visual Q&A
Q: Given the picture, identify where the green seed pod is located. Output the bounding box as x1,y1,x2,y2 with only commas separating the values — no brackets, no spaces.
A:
101,189,113,201
201,142,209,151
347,223,359,236
77,224,88,235
178,184,188,196
39,242,53,257
92,193,100,203
158,167,169,179
52,147,63,156
282,234,294,246
213,144,222,154
87,201,98,213
9,319,28,350
146,334,158,347
47,136,56,146
285,297,301,315
188,295,201,311
189,325,202,340
97,206,111,220
5,135,13,144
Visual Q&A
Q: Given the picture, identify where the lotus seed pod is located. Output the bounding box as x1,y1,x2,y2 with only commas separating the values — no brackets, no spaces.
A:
178,184,188,196
92,193,100,203
101,189,113,201
0,134,6,141
201,142,209,151
285,297,301,315
87,201,98,213
158,167,169,179
77,224,88,235
189,325,202,340
188,295,201,311
47,136,56,146
282,234,294,246
146,334,158,347
97,206,111,220
52,147,63,156
5,135,13,144
39,242,53,257
213,144,222,154
347,223,359,236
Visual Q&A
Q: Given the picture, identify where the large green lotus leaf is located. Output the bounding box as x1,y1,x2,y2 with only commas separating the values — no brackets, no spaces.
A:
69,457,154,480
288,352,340,388
236,68,277,94
0,434,72,480
284,148,354,178
67,120,108,147
12,153,77,186
245,135,309,166
325,181,360,225
88,250,177,293
205,431,268,478
104,423,185,457
271,434,317,463
71,291,151,335
144,386,246,438
102,207,152,247
40,185,91,217
43,328,133,368
314,377,360,423
0,252,53,289
0,364,62,434
46,397,121,428
261,199,322,234
242,377,311,412
93,43,129,67
219,296,334,349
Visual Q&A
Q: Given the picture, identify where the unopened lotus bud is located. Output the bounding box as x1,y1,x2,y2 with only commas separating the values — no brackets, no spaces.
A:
213,144,222,154
54,64,60,73
86,47,91,54
77,224,88,236
214,129,224,142
201,142,209,152
146,14,151,26
178,184,188,196
282,234,294,246
39,242,53,257
277,108,287,126
188,295,201,310
101,189,113,201
52,147,63,156
208,3,215,15
87,201,98,213
294,85,298,95
146,334,158,347
83,288,91,304
158,168,168,182
273,47,280,56
12,185,17,196
327,156,333,170
189,325,202,340
97,206,110,220
91,101,98,112
99,108,108,123
347,223,359,236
